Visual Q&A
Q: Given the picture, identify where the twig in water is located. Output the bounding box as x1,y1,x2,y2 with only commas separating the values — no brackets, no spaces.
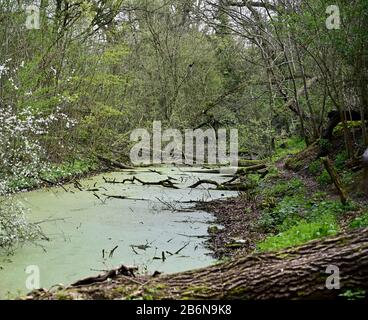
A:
175,242,190,255
109,245,119,258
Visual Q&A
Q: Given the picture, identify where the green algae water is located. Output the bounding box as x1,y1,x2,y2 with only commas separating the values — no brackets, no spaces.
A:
0,167,237,298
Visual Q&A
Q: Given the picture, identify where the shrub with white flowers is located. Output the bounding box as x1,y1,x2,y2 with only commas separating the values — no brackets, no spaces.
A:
0,104,76,192
0,60,77,253
0,197,44,254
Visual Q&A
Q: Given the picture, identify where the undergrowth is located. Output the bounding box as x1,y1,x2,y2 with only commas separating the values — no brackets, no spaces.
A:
256,146,360,252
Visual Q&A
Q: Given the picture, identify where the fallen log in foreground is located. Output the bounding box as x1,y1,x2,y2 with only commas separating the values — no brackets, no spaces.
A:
26,228,368,300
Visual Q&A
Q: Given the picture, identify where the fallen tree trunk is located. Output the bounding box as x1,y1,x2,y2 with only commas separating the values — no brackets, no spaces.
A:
238,159,266,168
122,176,179,189
189,179,251,191
322,110,365,140
237,164,267,175
96,155,133,170
189,179,220,189
27,228,368,300
103,176,179,189
322,157,348,205
71,265,138,287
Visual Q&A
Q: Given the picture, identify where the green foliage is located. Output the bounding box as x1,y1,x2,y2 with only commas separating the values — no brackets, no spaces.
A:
257,215,339,252
264,178,305,198
247,174,262,186
311,191,328,201
334,151,349,170
263,166,281,181
339,289,366,301
317,170,332,186
6,159,97,192
259,195,306,231
258,172,357,251
259,194,355,234
41,159,98,183
308,160,322,175
6,177,39,192
77,105,126,153
341,171,355,186
318,138,332,157
273,137,306,161
334,122,364,136
350,212,368,229
238,120,275,158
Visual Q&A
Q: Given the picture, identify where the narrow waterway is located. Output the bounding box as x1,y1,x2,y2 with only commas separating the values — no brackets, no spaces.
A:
0,167,237,298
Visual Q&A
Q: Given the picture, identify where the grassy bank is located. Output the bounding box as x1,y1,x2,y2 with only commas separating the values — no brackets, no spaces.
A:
204,136,368,259
6,158,100,193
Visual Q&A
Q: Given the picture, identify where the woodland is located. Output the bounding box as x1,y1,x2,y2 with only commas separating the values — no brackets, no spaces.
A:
0,0,367,300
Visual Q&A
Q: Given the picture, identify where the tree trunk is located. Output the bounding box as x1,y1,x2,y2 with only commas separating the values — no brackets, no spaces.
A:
322,110,364,140
96,155,133,170
362,149,368,193
28,228,368,300
322,156,348,205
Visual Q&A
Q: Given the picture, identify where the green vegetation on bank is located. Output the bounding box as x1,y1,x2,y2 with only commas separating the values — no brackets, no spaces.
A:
252,136,364,253
257,191,355,252
6,159,98,193
272,137,306,162
350,212,368,229
258,215,339,252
